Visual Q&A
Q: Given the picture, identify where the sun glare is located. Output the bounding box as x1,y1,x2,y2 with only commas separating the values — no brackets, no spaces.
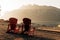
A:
0,0,34,19
58,25,60,27
0,0,26,18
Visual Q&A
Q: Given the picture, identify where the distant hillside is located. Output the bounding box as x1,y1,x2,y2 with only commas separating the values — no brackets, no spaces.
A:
5,5,60,24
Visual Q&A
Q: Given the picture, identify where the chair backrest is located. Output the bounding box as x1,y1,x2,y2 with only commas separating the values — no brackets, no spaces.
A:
23,18,31,25
9,18,18,24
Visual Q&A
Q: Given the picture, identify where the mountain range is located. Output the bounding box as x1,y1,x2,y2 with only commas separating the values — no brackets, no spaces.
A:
5,5,60,24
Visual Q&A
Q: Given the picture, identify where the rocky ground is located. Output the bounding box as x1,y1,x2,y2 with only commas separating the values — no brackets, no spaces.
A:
0,25,59,40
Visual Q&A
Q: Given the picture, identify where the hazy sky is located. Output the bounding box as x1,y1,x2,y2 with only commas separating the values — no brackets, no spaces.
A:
0,0,60,19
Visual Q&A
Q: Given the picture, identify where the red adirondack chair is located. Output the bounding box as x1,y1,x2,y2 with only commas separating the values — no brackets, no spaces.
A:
6,18,19,33
22,18,35,35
